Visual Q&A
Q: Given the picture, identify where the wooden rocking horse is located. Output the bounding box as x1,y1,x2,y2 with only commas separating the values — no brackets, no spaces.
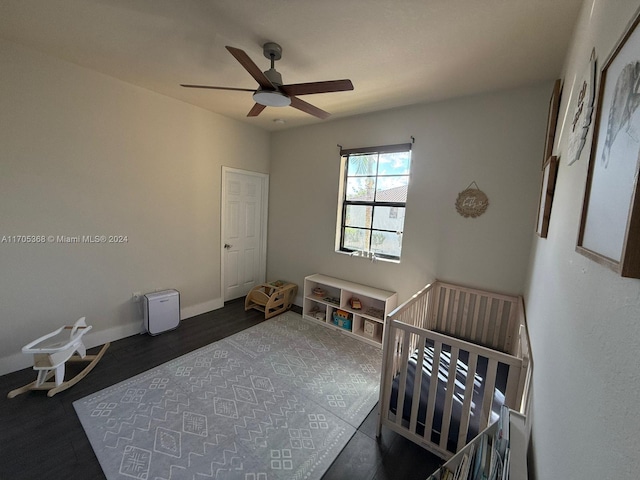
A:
7,317,109,398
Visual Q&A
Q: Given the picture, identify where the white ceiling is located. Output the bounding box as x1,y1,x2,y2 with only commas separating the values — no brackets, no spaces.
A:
0,0,584,131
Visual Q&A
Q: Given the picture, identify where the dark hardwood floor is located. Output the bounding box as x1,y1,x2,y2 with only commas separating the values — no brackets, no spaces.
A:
0,300,441,480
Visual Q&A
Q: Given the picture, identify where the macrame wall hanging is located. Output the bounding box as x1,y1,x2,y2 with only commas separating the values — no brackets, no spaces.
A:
455,181,489,218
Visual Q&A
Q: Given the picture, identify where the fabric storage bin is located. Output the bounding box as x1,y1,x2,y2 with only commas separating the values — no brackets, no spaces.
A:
363,319,382,338
333,311,352,330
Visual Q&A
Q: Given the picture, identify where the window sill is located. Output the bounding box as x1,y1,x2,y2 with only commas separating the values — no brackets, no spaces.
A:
334,250,400,264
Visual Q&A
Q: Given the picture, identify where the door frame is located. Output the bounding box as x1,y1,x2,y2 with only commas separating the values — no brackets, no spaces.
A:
220,166,269,302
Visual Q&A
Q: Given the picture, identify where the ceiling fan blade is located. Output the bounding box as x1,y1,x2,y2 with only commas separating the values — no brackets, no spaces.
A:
226,46,273,90
247,103,267,117
180,84,255,92
289,96,330,119
280,79,354,96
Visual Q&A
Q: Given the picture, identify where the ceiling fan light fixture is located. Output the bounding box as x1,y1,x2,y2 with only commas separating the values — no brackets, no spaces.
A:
253,90,291,107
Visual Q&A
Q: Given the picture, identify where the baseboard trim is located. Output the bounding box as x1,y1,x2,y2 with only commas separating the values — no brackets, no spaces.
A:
0,352,33,377
181,298,224,320
0,297,224,376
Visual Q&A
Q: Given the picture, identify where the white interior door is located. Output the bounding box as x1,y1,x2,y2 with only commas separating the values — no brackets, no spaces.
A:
221,167,268,301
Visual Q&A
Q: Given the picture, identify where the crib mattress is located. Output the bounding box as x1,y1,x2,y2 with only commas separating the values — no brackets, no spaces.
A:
389,342,508,451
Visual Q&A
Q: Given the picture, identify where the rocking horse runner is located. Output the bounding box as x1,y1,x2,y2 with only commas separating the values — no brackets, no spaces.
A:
7,317,109,398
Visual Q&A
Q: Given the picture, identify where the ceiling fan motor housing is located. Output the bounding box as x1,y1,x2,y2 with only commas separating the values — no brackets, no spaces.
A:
264,68,283,86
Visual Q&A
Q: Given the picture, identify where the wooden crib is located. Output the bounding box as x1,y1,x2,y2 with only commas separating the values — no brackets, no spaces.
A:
376,281,531,460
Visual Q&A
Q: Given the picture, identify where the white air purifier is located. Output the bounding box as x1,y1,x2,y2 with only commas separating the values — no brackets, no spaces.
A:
143,289,180,335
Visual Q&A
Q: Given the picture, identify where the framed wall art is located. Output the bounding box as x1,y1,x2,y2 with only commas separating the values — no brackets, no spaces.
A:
576,10,640,278
536,156,559,238
542,79,562,167
567,49,597,166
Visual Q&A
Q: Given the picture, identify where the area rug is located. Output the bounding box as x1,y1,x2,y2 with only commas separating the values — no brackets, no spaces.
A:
74,311,383,480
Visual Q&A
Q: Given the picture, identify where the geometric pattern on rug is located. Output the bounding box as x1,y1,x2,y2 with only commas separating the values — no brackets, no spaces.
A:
74,312,383,480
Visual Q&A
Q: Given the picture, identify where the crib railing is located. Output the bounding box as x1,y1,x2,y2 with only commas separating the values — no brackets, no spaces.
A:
384,282,435,375
430,282,521,353
380,320,525,458
377,281,531,459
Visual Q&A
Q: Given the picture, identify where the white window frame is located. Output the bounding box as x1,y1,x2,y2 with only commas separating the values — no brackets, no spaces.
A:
335,143,412,262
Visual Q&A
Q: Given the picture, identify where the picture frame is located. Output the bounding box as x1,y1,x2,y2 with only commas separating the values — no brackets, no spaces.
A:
536,156,559,238
567,49,597,166
576,10,640,278
542,79,562,167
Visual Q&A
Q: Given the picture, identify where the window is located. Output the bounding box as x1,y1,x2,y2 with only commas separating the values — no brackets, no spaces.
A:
336,143,411,261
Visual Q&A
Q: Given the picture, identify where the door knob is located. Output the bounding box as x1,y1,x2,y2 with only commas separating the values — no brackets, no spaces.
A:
224,243,232,249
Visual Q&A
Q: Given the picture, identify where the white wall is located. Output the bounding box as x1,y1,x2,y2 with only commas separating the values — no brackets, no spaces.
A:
524,1,640,478
267,84,550,303
0,39,269,374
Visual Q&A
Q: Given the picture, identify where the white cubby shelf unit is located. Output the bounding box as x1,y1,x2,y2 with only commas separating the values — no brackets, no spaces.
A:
302,274,398,347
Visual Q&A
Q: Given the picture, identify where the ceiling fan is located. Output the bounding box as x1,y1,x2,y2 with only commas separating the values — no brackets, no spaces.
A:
181,42,354,119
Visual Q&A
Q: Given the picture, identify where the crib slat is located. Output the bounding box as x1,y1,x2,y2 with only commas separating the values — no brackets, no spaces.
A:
481,298,493,345
470,295,482,342
431,286,440,329
479,357,498,427
492,301,505,349
378,323,394,434
394,331,412,427
456,351,478,450
459,293,471,339
418,295,426,328
450,290,461,337
503,302,518,353
390,329,398,376
425,286,434,329
408,333,427,432
438,346,459,452
407,300,415,325
406,305,416,352
440,288,451,332
504,361,520,408
422,290,431,329
434,287,443,330
415,292,422,327
423,341,442,441
430,286,441,330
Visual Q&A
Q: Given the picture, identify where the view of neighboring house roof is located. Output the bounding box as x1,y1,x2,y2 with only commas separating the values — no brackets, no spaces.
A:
351,185,408,203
